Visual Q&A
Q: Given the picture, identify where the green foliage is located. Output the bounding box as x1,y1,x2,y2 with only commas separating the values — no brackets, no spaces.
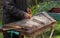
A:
30,5,37,16
54,21,60,31
0,33,3,38
53,35,60,38
30,1,60,16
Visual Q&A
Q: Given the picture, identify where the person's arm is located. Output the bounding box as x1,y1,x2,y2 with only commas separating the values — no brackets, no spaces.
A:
3,0,27,18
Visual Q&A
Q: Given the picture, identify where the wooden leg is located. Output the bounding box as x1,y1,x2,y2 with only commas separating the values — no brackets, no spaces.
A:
24,35,36,38
42,32,45,38
24,36,32,38
19,33,24,38
32,35,36,38
19,33,36,38
49,26,54,38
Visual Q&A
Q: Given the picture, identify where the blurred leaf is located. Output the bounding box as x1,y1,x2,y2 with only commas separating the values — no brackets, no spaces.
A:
53,35,60,38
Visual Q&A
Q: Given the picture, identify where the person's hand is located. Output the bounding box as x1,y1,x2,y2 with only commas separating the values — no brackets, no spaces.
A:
24,13,31,19
26,8,31,14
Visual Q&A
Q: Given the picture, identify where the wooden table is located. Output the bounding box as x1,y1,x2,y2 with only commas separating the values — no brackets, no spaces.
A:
0,21,56,38
0,12,56,38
